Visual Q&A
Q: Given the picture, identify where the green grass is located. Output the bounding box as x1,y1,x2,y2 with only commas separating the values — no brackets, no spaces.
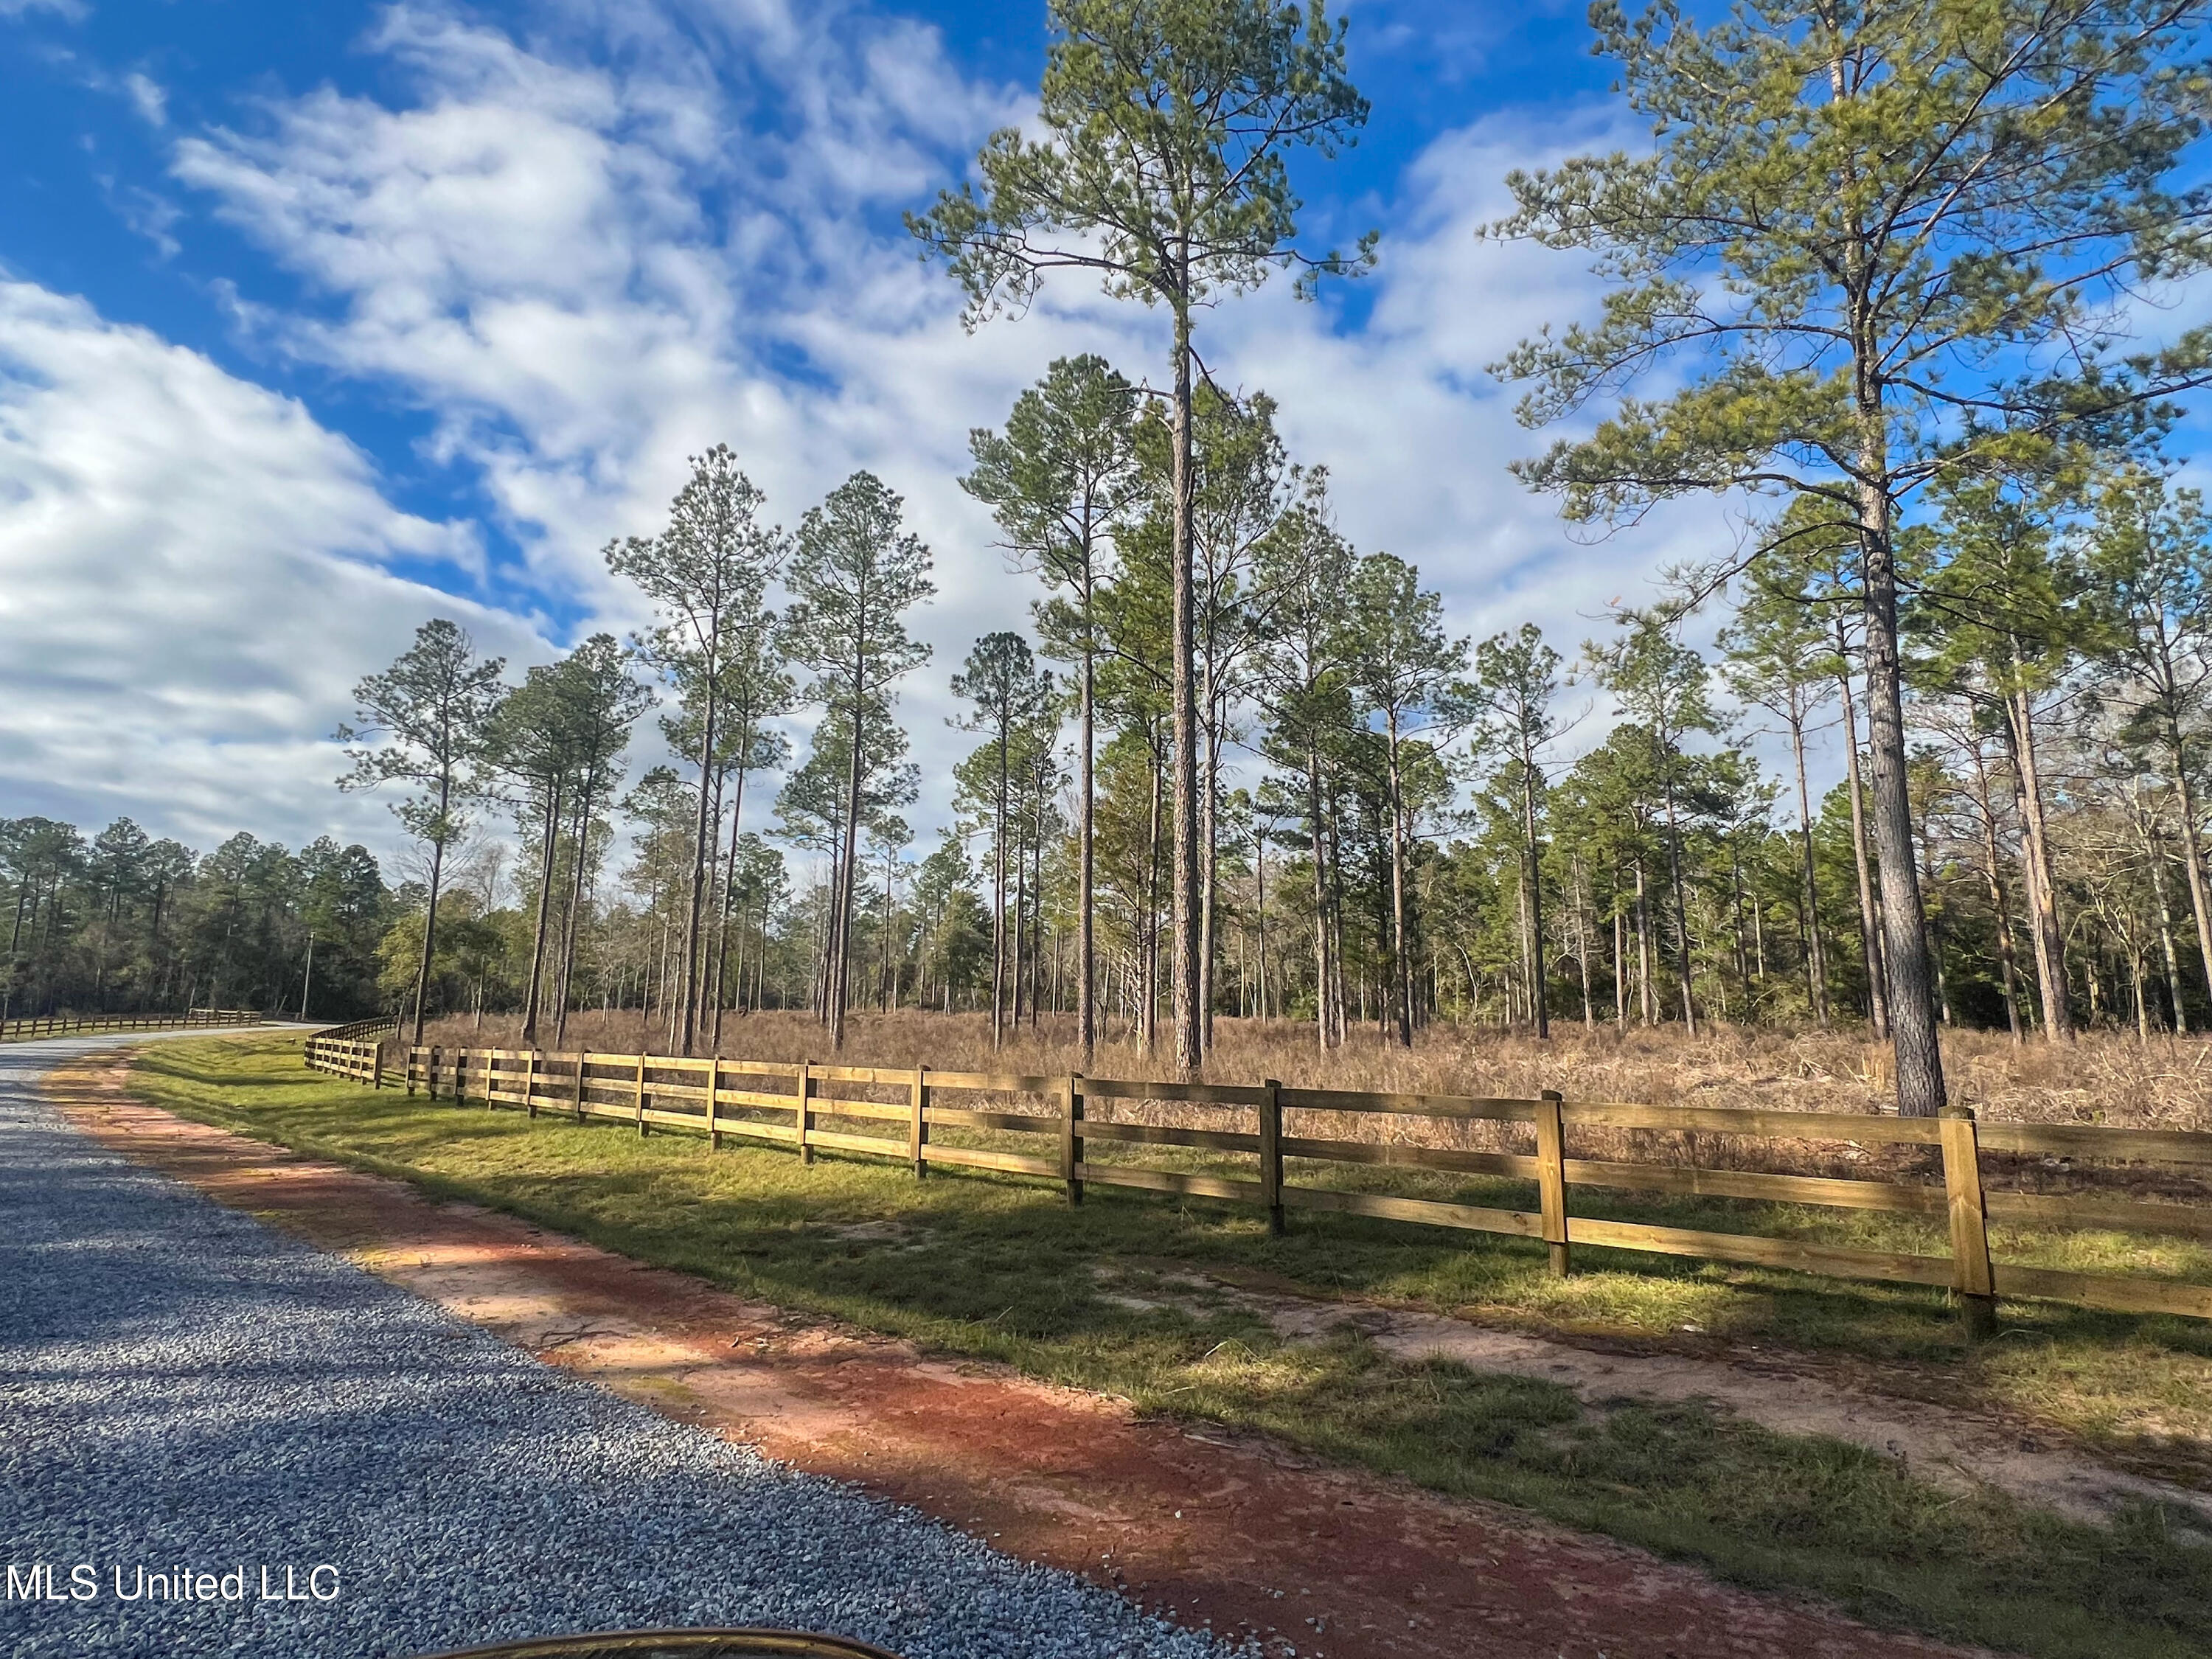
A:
117,1032,2212,1659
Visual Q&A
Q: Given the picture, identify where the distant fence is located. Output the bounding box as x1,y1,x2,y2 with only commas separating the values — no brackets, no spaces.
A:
301,1035,2212,1329
4,1008,260,1043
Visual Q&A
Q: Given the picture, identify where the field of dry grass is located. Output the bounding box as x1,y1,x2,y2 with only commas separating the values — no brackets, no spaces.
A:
411,1010,2212,1222
417,1007,2212,1130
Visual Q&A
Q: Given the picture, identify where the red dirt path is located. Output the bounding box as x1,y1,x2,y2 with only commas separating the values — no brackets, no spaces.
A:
49,1053,1986,1659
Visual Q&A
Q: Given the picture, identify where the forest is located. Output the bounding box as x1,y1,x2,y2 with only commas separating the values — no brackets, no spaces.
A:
15,0,2212,1127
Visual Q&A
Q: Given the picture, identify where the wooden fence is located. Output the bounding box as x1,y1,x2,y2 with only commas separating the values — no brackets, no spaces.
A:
300,1034,2212,1329
4,1008,261,1043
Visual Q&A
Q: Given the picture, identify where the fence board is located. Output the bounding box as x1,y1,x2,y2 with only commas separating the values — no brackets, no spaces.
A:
1278,1088,1536,1122
641,1106,708,1132
1563,1102,1944,1145
1281,1185,1545,1238
915,1144,1059,1178
1989,1263,2212,1320
1974,1121,2212,1166
1079,1077,1271,1107
1562,1158,1947,1214
714,1119,801,1147
807,1128,907,1158
810,1063,906,1085
1566,1217,1957,1287
809,1096,911,1123
922,1105,1057,1135
1985,1191,2212,1240
1281,1136,1540,1180
922,1071,1059,1094
1076,1164,1265,1203
712,1088,801,1113
1079,1121,1260,1155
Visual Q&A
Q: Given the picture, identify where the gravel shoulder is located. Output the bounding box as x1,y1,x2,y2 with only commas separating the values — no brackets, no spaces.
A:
0,1033,1228,1659
44,1037,1995,1659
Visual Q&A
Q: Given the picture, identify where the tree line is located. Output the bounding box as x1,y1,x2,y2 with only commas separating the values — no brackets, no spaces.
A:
1,816,391,1021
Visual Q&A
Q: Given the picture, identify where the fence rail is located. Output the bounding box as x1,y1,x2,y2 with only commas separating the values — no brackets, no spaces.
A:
301,1035,2212,1329
3,1008,260,1043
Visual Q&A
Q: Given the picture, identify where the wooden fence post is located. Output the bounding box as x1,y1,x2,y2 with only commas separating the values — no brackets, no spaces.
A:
1259,1078,1284,1237
1062,1074,1085,1206
524,1049,538,1119
798,1060,814,1165
1939,1105,1998,1338
635,1054,648,1137
909,1065,929,1180
404,1044,417,1096
1537,1090,1571,1277
707,1056,722,1150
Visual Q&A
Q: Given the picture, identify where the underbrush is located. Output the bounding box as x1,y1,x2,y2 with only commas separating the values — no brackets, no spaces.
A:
419,1008,2212,1131
120,1033,2212,1659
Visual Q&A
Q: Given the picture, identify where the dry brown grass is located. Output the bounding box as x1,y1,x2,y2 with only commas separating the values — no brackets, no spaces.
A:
417,1008,2212,1129
406,1014,2212,1196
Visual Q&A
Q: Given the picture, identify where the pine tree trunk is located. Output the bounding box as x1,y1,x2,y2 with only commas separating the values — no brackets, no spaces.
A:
712,765,748,1048
2146,813,2188,1034
2163,726,2212,1016
693,768,725,1045
1856,473,1948,1115
1012,812,1029,1028
1200,718,1220,1051
830,676,863,1051
1078,634,1096,1062
1384,710,1413,1047
2002,681,2073,1041
409,770,451,1046
681,671,720,1057
1789,710,1832,1027
992,715,1009,1049
552,773,594,1051
521,779,563,1044
1658,748,1697,1035
1307,748,1335,1052
1168,295,1203,1076
1834,666,1891,1037
1523,760,1549,1038
1634,860,1655,1024
1142,734,1161,1057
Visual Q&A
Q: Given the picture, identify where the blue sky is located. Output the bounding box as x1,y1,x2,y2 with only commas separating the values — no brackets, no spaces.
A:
0,0,1807,875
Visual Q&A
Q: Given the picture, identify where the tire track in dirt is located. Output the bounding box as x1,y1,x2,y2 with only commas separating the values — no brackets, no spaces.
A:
1097,1265,2212,1526
53,1051,1991,1659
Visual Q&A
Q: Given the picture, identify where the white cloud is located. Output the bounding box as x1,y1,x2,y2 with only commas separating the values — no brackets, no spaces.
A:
122,69,165,126
141,0,1756,851
0,279,545,853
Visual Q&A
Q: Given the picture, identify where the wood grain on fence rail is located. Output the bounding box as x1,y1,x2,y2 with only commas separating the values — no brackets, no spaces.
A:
296,1031,2212,1331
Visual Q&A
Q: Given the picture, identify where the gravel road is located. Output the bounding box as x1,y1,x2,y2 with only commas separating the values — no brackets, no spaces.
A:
0,1033,1232,1659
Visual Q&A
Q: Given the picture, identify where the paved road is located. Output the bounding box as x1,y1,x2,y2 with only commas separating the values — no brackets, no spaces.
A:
0,1032,1225,1659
